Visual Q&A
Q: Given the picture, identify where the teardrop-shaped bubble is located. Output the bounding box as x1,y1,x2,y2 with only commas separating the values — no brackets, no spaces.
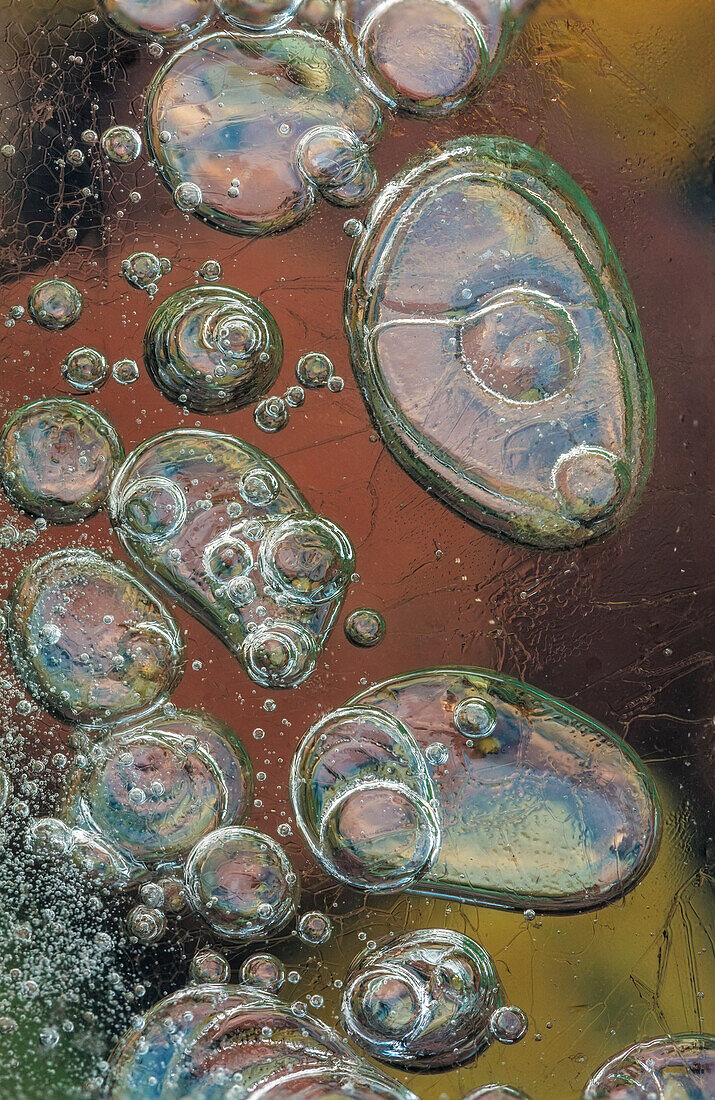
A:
290,706,441,891
61,709,252,886
342,929,512,1069
144,285,282,413
184,826,299,940
97,0,215,41
582,1035,714,1100
345,137,654,548
293,668,660,911
0,399,123,524
109,429,354,687
106,984,419,1099
145,30,383,236
7,549,184,725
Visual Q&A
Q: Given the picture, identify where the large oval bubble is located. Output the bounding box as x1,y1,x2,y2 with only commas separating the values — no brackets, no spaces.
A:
292,668,660,911
106,984,420,1098
341,929,521,1069
144,285,282,413
345,136,654,548
109,429,354,687
144,30,383,235
582,1035,714,1099
60,709,252,886
0,399,123,524
7,549,184,725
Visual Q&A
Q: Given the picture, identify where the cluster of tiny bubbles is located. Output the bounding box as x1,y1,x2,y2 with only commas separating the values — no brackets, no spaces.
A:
239,952,285,991
126,904,166,943
183,826,299,941
462,1088,533,1100
189,946,231,984
296,351,333,388
341,929,520,1070
199,259,222,281
290,706,441,892
0,398,123,524
27,278,82,329
100,125,142,164
121,251,171,293
112,358,140,385
344,608,385,647
173,180,202,212
61,346,110,393
254,395,289,432
297,910,332,945
453,696,498,739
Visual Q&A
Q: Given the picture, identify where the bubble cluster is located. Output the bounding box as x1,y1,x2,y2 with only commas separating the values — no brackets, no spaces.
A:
341,929,521,1069
189,947,231,984
0,399,123,524
582,1035,714,1100
344,608,385,647
290,706,440,891
109,429,355,687
145,30,383,235
100,124,142,164
184,826,299,940
7,549,184,725
121,251,170,292
312,668,660,911
27,278,82,329
61,347,110,392
345,136,654,548
97,0,214,42
107,985,419,1099
59,709,252,886
240,952,285,991
144,285,282,413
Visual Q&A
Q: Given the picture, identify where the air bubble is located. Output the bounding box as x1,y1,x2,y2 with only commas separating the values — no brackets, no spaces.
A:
62,347,110,393
101,125,142,164
296,352,333,388
28,279,82,329
254,395,289,433
239,952,285,991
344,608,385,647
189,947,230,984
298,910,332,945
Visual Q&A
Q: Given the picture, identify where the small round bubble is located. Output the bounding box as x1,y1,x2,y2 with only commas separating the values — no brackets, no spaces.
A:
28,279,82,329
189,947,231,984
254,396,288,432
61,347,110,392
239,952,285,991
174,181,202,212
489,1005,528,1044
454,697,497,738
298,910,332,945
112,358,140,385
101,125,142,164
127,904,165,943
296,352,333,388
344,608,385,647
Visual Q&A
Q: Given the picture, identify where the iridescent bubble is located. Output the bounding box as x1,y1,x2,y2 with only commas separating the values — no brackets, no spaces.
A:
290,706,440,891
62,347,110,393
189,947,231,983
106,985,419,1099
218,0,300,30
100,124,142,163
61,709,252,885
7,549,184,725
97,0,214,42
112,358,140,385
173,180,202,211
109,429,354,687
344,608,385,647
489,1005,528,1044
298,910,332,945
345,136,654,548
127,904,165,943
240,952,285,991
145,30,383,235
308,668,660,911
254,395,289,432
199,259,222,281
121,251,170,292
342,929,513,1069
582,1035,714,1100
0,398,123,523
338,0,537,117
184,826,299,940
144,285,282,413
28,278,82,329
296,352,333,388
